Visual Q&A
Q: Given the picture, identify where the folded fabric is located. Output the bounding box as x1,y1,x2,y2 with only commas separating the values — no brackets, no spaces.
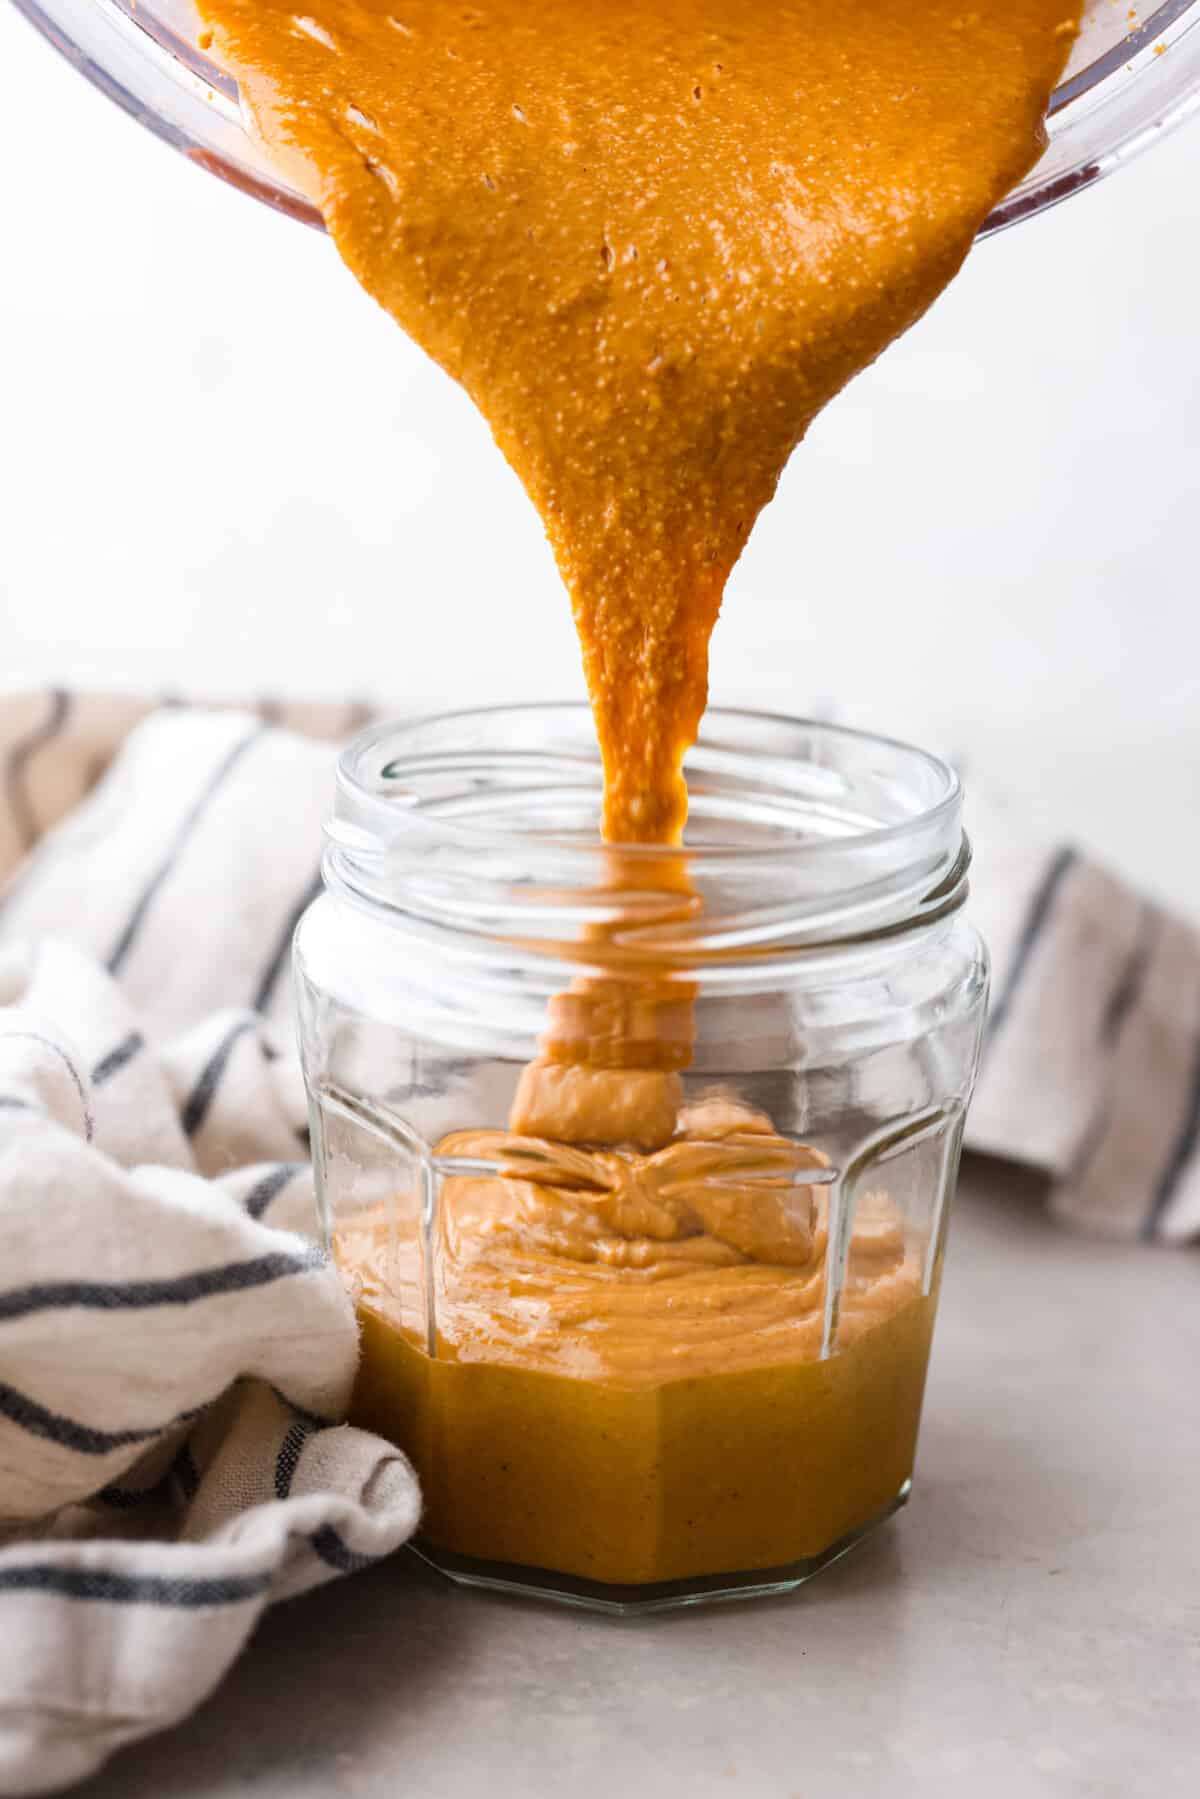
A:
966,837,1200,1242
0,684,1198,1792
0,692,419,1797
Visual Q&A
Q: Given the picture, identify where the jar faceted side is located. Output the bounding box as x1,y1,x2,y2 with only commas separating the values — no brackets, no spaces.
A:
294,709,988,1610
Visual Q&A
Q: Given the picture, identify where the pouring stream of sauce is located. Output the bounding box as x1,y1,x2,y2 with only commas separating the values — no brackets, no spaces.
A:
198,0,1080,845
196,3,1080,1580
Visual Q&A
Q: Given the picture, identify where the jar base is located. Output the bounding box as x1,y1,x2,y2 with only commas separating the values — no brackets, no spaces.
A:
406,1480,910,1615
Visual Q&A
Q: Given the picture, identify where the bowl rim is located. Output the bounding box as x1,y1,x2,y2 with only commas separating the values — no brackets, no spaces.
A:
12,0,1200,236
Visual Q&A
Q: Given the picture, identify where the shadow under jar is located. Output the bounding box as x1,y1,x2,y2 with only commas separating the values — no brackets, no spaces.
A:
294,705,988,1613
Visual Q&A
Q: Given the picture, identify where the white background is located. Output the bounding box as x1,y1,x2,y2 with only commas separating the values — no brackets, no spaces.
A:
1,6,1197,913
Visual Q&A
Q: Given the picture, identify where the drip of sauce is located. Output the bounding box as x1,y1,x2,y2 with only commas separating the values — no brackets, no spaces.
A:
198,0,1079,844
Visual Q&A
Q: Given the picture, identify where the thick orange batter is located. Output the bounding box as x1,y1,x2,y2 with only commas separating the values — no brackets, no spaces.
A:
199,0,1079,842
198,0,1077,1583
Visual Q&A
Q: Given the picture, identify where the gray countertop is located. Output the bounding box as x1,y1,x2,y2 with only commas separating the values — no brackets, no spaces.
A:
77,1160,1199,1798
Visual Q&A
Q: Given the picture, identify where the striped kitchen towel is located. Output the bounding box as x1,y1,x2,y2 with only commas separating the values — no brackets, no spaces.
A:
0,692,418,1797
966,829,1200,1243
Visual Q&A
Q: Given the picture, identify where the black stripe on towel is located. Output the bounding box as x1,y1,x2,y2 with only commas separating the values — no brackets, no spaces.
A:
1143,1029,1200,1241
1067,905,1165,1192
985,846,1077,1050
107,724,266,975
174,1442,202,1502
96,1482,158,1511
311,1526,377,1575
1100,905,1160,1046
91,1030,145,1086
181,1017,258,1137
0,1383,205,1457
0,1565,272,1607
274,1422,311,1501
4,688,70,852
0,1095,32,1114
0,1522,377,1607
244,1163,303,1221
0,1245,325,1323
252,865,324,1015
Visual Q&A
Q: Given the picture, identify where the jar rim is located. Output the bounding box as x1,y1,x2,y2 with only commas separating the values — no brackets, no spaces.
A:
331,702,961,865
323,705,968,963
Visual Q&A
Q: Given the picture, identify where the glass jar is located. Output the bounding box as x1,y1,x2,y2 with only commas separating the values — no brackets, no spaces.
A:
16,0,1200,237
294,705,988,1613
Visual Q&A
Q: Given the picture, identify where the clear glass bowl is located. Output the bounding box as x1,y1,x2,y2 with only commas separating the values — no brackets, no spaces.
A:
294,706,988,1611
13,0,1200,233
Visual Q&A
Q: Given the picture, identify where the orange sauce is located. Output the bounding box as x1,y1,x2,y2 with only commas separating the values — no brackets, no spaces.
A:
339,1120,937,1583
198,0,1080,842
198,0,1078,1582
